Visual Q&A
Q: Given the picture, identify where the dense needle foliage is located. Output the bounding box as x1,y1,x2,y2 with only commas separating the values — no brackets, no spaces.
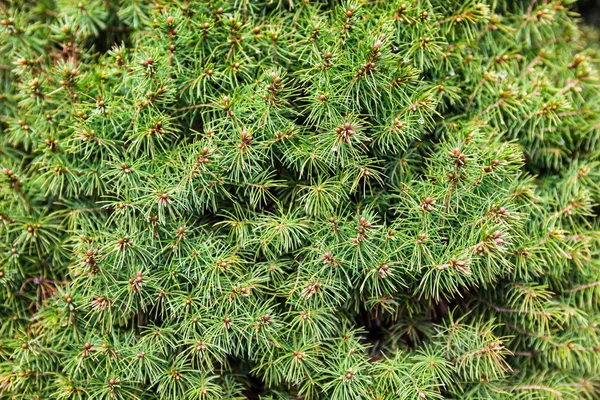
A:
1,0,600,399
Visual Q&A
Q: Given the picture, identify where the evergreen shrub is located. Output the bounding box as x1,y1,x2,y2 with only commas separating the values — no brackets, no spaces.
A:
1,1,600,399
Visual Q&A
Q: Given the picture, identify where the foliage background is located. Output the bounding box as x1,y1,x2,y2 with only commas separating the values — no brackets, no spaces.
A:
1,0,600,399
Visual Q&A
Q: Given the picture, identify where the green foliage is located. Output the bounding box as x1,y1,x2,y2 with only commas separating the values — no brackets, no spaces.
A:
1,0,600,399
